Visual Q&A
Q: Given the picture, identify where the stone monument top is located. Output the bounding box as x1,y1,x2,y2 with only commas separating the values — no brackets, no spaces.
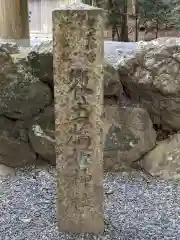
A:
53,0,100,10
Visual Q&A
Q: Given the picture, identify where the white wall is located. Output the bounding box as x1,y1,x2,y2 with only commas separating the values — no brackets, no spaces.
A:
29,0,64,36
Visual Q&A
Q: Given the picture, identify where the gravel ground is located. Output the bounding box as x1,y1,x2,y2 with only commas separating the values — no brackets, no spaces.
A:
1,165,180,240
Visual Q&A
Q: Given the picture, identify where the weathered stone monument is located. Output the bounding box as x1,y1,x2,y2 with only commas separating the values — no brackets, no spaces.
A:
53,1,104,233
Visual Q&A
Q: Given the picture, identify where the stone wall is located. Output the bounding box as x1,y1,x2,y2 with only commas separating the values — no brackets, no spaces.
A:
1,38,180,180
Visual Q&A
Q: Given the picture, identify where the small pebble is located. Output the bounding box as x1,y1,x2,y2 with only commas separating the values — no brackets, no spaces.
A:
1,165,180,239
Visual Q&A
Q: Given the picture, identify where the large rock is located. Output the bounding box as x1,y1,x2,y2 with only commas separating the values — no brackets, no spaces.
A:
27,40,138,97
0,42,19,54
142,133,180,180
28,41,53,87
10,51,30,67
104,62,123,97
104,41,137,97
0,164,15,178
27,101,156,171
0,48,52,120
28,105,55,165
118,37,180,131
103,103,156,171
0,116,36,167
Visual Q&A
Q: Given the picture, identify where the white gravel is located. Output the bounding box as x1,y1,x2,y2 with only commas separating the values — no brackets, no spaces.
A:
1,165,180,240
104,41,137,69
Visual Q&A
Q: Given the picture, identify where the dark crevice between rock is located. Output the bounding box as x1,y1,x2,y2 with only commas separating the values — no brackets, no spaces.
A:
105,95,119,103
43,80,54,96
121,84,132,100
37,154,53,166
118,74,133,102
27,52,54,98
0,114,17,122
26,132,38,163
153,124,177,141
32,103,54,120
130,144,158,179
0,101,53,123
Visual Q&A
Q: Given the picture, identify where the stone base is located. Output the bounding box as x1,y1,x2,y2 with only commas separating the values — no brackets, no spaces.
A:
0,38,30,47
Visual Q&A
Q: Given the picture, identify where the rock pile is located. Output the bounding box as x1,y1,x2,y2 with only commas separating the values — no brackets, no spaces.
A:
1,38,180,179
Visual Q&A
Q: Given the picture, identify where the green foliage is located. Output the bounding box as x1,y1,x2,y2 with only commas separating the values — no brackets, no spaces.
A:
82,0,126,27
138,0,172,24
82,0,93,5
169,0,180,30
137,0,180,32
82,0,129,41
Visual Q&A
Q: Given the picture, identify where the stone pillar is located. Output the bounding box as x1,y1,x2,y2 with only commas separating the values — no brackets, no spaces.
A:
0,0,30,47
53,3,104,234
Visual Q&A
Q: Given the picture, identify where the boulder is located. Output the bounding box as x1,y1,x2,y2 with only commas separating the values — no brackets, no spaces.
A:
118,37,180,131
0,42,19,54
0,48,15,75
0,48,52,120
0,116,36,167
10,51,29,68
0,164,15,178
104,41,137,97
104,62,123,97
28,41,53,87
27,100,156,172
142,133,180,180
28,105,55,165
103,103,156,171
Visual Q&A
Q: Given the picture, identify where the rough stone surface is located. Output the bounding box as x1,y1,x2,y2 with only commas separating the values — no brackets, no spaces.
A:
118,37,180,131
103,103,157,171
53,8,104,233
104,61,122,97
10,52,29,68
28,105,55,165
0,42,19,54
0,116,36,167
0,164,15,177
0,48,52,120
28,41,53,87
0,48,15,75
142,133,180,180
